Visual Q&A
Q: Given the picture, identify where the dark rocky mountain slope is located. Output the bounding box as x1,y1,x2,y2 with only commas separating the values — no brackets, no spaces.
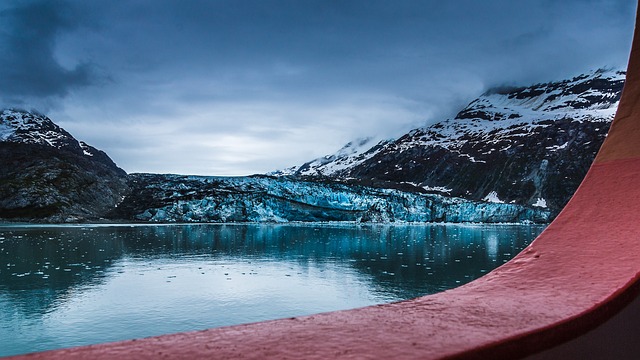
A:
277,69,625,217
0,109,129,222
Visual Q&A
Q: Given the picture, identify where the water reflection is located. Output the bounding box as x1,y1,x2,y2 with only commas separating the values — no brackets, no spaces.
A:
0,223,544,356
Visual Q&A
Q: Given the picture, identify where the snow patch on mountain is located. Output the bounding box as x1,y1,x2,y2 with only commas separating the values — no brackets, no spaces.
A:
483,191,504,204
0,123,14,141
80,141,94,156
533,198,548,208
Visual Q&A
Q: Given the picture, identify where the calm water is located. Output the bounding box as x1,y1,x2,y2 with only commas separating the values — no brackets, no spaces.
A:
0,223,544,356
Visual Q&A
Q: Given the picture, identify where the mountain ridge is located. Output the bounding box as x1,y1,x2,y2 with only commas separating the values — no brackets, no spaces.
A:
0,109,129,222
274,68,625,217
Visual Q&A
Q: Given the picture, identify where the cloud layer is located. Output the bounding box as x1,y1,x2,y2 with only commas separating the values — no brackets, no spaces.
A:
0,0,636,175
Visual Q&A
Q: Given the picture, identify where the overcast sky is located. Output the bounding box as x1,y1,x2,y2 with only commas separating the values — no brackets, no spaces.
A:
0,0,636,175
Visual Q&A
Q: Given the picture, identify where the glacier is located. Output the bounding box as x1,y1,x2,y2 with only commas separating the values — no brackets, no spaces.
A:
111,174,550,223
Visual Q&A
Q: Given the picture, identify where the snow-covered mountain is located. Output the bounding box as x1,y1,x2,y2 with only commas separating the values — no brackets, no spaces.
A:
276,69,625,216
271,137,393,177
0,109,120,170
0,109,128,222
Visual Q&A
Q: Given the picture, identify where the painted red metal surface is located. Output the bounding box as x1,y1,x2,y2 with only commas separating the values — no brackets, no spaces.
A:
7,4,640,360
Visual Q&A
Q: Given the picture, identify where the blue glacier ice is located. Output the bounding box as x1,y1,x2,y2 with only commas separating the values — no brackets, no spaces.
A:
120,174,549,223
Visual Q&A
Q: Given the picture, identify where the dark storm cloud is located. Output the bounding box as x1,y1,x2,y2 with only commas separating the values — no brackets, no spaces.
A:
4,0,635,101
0,0,96,106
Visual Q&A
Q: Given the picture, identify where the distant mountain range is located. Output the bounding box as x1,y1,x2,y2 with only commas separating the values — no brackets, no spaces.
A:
0,69,623,223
